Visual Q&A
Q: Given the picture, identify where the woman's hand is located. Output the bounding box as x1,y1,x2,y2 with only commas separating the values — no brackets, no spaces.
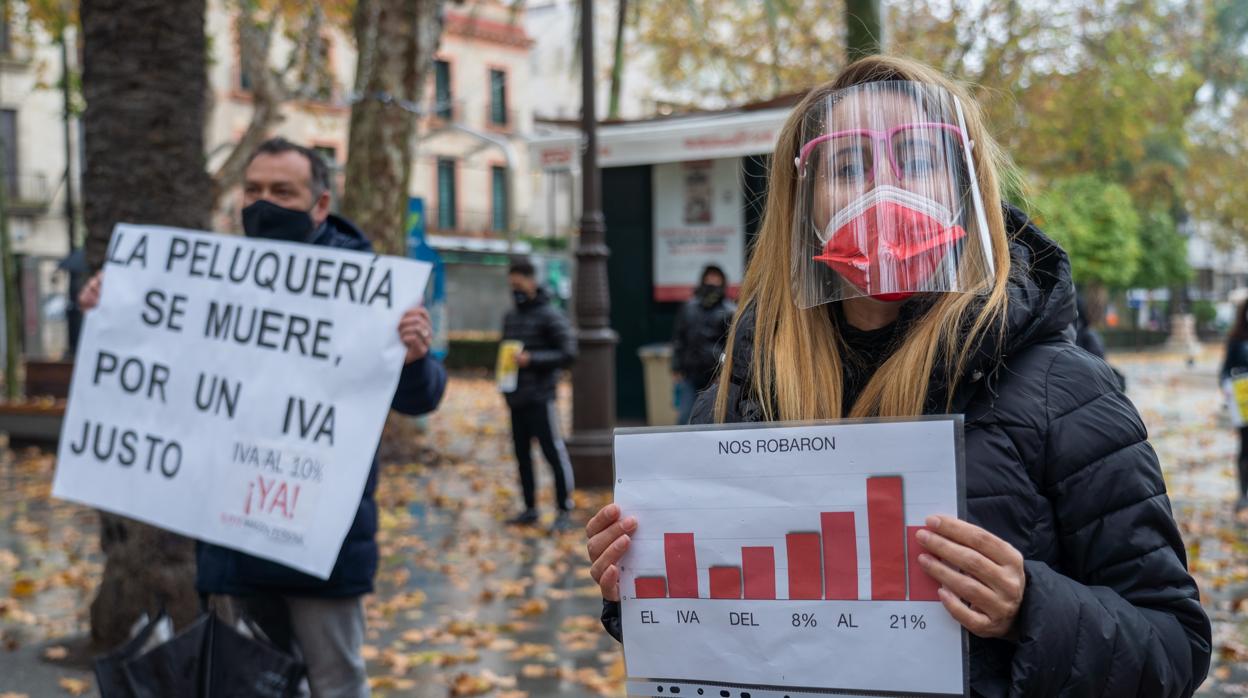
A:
915,515,1025,640
585,503,637,602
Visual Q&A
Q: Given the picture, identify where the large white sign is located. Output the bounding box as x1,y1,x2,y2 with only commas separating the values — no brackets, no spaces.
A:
53,224,431,579
652,159,745,302
614,419,967,697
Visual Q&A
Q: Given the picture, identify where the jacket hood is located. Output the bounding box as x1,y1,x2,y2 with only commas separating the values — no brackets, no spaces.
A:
997,203,1077,357
722,204,1077,415
310,213,370,246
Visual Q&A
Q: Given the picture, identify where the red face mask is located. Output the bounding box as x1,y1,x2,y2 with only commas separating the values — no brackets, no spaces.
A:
813,186,966,301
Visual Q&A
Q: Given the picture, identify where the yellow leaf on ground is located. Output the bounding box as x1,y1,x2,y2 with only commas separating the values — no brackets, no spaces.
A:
10,579,35,598
449,672,493,696
57,678,89,696
515,598,548,617
43,645,69,660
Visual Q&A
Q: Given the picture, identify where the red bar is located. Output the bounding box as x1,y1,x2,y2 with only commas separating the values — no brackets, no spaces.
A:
785,532,822,600
821,512,859,600
664,533,699,598
742,547,776,600
867,476,906,600
907,526,940,601
634,577,667,599
709,567,742,599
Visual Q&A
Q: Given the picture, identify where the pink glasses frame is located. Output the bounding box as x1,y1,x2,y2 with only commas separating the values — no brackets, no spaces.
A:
795,122,971,180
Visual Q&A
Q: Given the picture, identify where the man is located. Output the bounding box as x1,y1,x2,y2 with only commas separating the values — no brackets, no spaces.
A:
80,137,447,698
671,264,735,424
500,258,577,531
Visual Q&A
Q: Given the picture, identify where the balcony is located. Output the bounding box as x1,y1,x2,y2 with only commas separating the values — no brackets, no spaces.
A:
5,173,52,216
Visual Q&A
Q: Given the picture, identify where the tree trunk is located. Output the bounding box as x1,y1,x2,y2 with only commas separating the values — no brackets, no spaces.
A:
845,0,882,62
80,0,211,648
607,0,627,120
1081,281,1109,328
340,0,445,255
0,125,20,401
209,6,286,211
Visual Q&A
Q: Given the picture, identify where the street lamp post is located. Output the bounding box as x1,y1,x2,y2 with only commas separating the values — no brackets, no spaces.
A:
566,0,617,488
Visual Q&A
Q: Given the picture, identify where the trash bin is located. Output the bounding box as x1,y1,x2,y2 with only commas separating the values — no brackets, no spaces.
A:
638,343,679,426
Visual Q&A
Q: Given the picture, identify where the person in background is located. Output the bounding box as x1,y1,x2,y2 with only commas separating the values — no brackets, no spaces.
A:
1074,292,1107,358
1220,299,1248,511
671,265,736,424
81,137,448,698
1073,292,1127,390
501,258,578,531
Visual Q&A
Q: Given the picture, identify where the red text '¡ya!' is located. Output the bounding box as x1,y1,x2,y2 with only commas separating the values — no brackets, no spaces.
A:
244,475,301,519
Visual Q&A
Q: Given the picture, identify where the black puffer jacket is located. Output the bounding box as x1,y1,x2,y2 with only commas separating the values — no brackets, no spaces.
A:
671,292,736,390
501,287,577,407
603,206,1211,697
1220,338,1248,382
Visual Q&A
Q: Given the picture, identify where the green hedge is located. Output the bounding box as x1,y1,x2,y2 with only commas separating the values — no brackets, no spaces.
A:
1101,328,1169,350
444,338,501,370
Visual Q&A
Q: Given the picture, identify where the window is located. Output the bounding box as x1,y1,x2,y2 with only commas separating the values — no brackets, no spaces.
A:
436,158,456,230
1,110,16,198
491,166,508,233
489,69,508,126
434,60,452,120
313,145,337,167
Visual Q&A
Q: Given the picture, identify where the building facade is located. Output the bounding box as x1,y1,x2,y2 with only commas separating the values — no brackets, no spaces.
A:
2,0,545,358
0,4,76,359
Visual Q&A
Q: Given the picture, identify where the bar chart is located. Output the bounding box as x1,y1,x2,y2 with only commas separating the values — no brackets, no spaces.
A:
631,475,942,603
614,418,965,698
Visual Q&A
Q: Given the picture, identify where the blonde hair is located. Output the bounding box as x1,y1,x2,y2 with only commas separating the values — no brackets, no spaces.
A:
714,55,1013,422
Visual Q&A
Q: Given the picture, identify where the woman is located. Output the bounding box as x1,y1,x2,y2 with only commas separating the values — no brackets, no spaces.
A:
586,56,1210,696
1220,299,1248,510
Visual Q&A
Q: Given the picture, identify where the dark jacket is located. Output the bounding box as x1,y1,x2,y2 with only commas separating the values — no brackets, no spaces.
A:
603,206,1211,697
1221,337,1248,382
501,287,576,407
671,291,736,390
197,214,448,598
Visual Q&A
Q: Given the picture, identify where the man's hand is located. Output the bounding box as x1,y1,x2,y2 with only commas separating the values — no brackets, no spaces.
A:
79,271,103,312
517,351,532,368
399,307,434,363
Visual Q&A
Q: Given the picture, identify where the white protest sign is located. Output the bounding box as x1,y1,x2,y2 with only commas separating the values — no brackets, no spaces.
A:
614,419,967,698
53,224,431,579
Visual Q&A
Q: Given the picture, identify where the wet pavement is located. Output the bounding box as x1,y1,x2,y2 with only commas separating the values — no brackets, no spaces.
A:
1,352,1246,697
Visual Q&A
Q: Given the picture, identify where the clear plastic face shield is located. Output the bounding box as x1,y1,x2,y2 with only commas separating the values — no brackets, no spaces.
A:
791,81,995,308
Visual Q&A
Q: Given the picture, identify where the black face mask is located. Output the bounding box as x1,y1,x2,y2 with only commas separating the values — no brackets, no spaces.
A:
697,283,725,308
513,290,531,307
242,199,316,242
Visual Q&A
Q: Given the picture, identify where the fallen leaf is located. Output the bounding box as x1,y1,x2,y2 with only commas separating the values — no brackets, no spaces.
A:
43,645,69,660
515,598,549,617
58,678,89,696
521,664,548,678
10,579,35,598
449,672,493,696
